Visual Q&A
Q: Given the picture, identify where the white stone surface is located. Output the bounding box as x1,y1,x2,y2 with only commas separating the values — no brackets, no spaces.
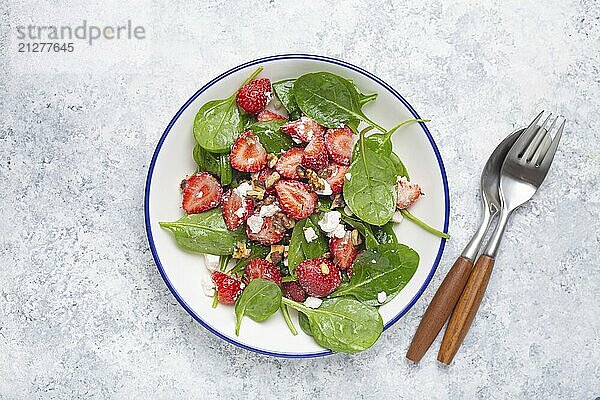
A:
1,1,599,399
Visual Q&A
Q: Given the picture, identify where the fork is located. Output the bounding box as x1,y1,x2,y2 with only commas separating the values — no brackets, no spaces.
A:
437,111,565,364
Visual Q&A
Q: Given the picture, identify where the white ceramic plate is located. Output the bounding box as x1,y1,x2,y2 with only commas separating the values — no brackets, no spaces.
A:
145,54,449,357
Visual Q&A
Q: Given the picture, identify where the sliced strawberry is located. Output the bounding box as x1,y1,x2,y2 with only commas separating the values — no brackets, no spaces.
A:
296,257,341,297
396,177,423,209
236,78,272,114
281,117,325,143
283,281,307,302
230,130,267,172
274,148,304,179
329,232,358,270
274,180,317,220
246,214,285,245
302,136,328,171
181,172,223,214
212,271,243,304
243,259,282,285
320,162,349,194
257,109,286,122
221,189,254,230
325,126,354,165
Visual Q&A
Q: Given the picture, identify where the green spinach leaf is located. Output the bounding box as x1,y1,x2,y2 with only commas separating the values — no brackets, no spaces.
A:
372,222,398,245
301,215,329,260
293,72,384,131
340,213,379,250
343,132,398,226
389,151,409,179
298,312,312,337
249,120,293,155
329,243,419,306
272,79,301,120
235,279,282,335
287,219,306,276
282,297,383,353
219,153,233,185
159,209,245,255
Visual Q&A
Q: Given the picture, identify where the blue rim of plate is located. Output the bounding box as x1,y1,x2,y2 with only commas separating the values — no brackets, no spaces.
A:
144,54,450,358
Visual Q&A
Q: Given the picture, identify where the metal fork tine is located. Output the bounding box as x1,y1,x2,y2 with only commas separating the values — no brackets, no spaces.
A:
538,118,565,168
532,132,552,166
523,113,552,162
513,111,544,157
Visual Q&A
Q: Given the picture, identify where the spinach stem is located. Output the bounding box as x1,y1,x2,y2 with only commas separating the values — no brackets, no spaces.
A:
219,255,231,272
362,116,386,133
280,303,298,336
383,119,430,142
212,292,219,308
281,297,311,313
400,209,450,239
281,276,297,283
360,93,378,105
240,66,264,88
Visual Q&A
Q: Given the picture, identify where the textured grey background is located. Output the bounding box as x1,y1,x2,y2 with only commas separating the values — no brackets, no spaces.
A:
1,1,599,399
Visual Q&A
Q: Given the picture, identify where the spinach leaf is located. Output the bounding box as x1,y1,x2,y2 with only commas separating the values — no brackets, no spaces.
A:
272,79,301,120
193,144,221,176
219,153,233,185
389,151,409,179
282,297,383,353
159,209,245,255
330,243,419,306
372,222,398,245
249,120,293,155
298,312,312,337
235,279,282,335
343,132,398,226
287,219,306,276
293,72,384,131
194,67,263,153
301,215,329,259
340,213,379,250
229,243,270,276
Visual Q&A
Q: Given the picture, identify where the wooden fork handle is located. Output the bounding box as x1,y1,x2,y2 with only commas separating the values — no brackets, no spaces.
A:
406,256,473,362
437,254,495,365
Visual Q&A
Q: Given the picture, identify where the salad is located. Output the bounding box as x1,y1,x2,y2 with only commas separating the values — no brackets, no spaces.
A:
159,67,448,353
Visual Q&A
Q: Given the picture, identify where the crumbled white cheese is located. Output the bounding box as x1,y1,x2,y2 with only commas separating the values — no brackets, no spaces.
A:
330,224,346,238
234,207,246,218
195,190,204,198
371,259,377,264
304,296,323,309
201,275,215,297
316,178,333,196
259,203,280,218
343,205,353,216
247,215,264,233
203,254,220,272
234,181,253,198
345,172,352,181
392,210,404,223
303,227,318,243
318,211,341,233
248,157,255,165
283,258,288,267
377,291,387,303
291,136,302,144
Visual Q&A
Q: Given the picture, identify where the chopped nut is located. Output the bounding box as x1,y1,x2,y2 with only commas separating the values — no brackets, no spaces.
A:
267,153,278,168
264,171,280,188
232,242,251,259
331,193,345,209
272,211,295,233
180,179,187,191
247,185,265,200
322,251,331,259
351,229,362,245
318,166,333,179
320,262,330,275
295,165,307,179
246,134,257,145
306,168,325,191
266,244,285,264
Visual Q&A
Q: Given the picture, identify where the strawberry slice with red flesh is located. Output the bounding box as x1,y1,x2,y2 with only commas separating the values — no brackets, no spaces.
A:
325,126,354,165
243,258,282,285
302,136,328,171
212,271,243,304
396,177,423,209
274,148,304,179
181,172,223,214
283,281,307,302
221,189,254,230
281,117,325,143
230,130,267,172
320,162,349,194
274,180,317,220
296,257,341,297
236,78,272,114
329,233,358,270
257,109,286,122
246,214,285,245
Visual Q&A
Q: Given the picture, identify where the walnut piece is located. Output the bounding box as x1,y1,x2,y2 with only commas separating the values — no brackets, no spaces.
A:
266,244,285,264
232,242,251,259
306,168,325,192
267,153,278,168
264,171,280,189
351,229,362,246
